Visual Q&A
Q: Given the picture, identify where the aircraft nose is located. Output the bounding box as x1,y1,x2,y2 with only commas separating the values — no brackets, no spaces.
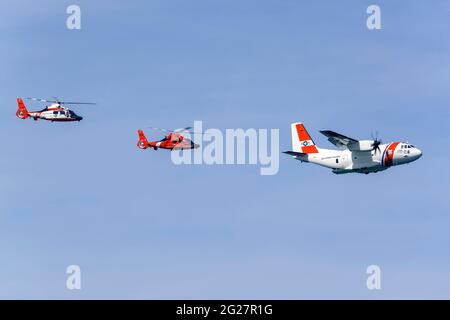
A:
414,148,422,159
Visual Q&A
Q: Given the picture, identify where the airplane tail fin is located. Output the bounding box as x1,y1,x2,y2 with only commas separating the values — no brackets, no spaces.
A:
16,98,29,119
290,122,319,154
137,130,149,149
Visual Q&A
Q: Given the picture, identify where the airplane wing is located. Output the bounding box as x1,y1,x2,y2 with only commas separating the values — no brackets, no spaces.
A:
319,130,359,149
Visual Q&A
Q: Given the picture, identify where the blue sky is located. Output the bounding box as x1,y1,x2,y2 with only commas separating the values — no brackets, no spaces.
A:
0,0,449,299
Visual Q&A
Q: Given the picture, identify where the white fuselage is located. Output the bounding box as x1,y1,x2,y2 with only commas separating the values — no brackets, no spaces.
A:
29,104,83,122
295,142,422,174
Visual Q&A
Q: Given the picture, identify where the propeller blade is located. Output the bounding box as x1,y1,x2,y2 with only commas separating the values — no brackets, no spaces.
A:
371,136,382,154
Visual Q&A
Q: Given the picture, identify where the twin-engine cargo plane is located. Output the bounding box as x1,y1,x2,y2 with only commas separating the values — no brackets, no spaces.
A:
16,97,95,122
284,122,422,174
137,127,200,151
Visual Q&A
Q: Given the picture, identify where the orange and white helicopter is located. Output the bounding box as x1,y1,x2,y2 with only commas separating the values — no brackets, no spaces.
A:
137,127,200,151
16,97,95,122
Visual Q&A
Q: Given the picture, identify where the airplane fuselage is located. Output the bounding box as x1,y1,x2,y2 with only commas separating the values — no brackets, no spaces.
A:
294,142,422,174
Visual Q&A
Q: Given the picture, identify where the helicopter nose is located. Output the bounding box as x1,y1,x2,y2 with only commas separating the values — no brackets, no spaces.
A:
78,116,83,121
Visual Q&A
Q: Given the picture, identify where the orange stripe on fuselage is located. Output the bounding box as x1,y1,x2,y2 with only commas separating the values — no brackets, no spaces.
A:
384,142,400,167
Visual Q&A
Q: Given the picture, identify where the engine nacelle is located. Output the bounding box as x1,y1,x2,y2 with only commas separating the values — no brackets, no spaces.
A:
348,140,374,152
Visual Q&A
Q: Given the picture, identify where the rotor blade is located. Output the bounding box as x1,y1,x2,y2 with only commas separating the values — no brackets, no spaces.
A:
148,127,173,133
58,101,96,105
182,131,210,135
25,97,96,105
25,97,57,103
173,127,192,133
148,127,195,134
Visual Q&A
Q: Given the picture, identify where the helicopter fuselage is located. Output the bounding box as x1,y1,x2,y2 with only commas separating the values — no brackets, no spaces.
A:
16,99,85,122
27,107,83,122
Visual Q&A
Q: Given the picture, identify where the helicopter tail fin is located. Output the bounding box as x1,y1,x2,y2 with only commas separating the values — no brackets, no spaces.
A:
137,130,149,149
16,98,29,119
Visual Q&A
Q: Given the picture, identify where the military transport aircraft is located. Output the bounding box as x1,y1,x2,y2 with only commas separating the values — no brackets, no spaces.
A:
137,127,200,151
16,97,95,122
284,122,422,174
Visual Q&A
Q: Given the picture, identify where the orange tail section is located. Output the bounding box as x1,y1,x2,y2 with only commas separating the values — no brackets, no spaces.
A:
16,98,29,119
291,122,319,154
137,130,149,149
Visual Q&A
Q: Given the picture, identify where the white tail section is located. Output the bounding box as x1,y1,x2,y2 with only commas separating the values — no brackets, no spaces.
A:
290,122,319,154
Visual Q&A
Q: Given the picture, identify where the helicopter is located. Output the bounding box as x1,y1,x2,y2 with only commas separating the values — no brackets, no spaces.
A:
137,127,201,151
16,97,95,122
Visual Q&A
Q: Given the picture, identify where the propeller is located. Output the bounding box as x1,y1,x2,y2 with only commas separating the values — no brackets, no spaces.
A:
371,131,382,154
26,97,96,105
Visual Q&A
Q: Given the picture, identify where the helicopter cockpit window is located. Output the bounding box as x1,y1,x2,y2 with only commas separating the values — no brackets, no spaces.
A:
53,111,58,115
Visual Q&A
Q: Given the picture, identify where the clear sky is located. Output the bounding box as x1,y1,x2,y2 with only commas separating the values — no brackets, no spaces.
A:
0,0,449,299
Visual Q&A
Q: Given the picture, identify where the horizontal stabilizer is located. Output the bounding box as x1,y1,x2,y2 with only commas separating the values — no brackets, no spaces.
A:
283,151,306,157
